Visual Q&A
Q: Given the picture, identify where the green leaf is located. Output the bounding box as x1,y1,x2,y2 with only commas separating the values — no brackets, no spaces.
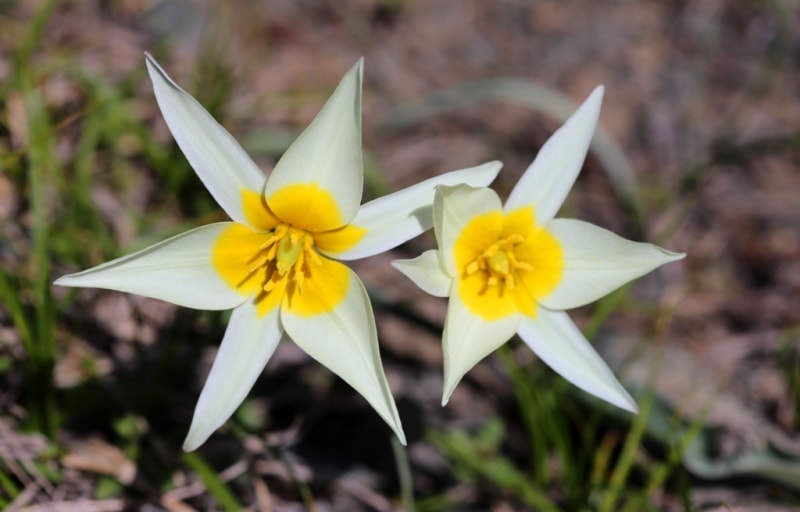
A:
182,452,243,512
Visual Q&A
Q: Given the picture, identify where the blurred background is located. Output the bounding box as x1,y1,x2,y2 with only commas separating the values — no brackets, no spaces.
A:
1,0,799,510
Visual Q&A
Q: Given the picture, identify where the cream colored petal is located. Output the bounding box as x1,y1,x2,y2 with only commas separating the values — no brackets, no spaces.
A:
183,300,283,451
391,250,452,297
54,223,245,310
540,218,685,310
517,308,637,413
434,184,503,276
281,269,406,445
505,86,603,222
265,60,364,228
441,283,520,405
330,161,502,260
145,54,264,225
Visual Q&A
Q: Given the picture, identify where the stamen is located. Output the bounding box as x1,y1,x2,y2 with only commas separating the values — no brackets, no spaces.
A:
244,222,322,300
248,256,268,273
263,271,280,292
464,232,531,293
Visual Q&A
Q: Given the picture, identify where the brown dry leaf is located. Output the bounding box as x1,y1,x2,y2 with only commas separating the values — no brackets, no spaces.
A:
61,437,136,484
253,477,274,512
160,473,205,512
0,419,51,495
254,458,313,483
19,499,125,512
611,333,800,459
5,90,27,149
0,174,18,220
333,469,393,511
54,337,114,388
160,495,199,512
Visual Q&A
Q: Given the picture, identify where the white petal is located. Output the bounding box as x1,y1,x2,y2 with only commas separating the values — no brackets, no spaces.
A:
517,309,637,412
281,269,406,444
441,285,520,405
183,301,283,451
435,184,502,276
331,161,502,260
505,86,604,222
145,54,265,225
265,60,364,227
54,223,246,310
540,218,685,310
391,250,452,297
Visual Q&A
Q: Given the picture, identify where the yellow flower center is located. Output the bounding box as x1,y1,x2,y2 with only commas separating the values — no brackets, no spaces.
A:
465,234,532,291
213,187,366,317
250,223,321,296
454,206,564,321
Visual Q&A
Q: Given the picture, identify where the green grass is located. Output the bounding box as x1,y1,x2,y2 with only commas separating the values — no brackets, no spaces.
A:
422,305,701,511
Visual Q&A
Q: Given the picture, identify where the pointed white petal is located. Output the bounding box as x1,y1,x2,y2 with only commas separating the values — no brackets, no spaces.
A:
330,161,502,260
391,250,452,297
265,60,364,226
441,285,520,405
518,309,637,412
505,86,604,221
54,223,246,310
540,218,685,310
435,184,503,276
183,301,282,451
145,54,265,225
281,269,406,444
519,308,638,413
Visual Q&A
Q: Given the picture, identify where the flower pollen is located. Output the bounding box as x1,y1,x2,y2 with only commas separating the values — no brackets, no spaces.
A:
465,234,532,292
453,207,563,321
246,224,322,296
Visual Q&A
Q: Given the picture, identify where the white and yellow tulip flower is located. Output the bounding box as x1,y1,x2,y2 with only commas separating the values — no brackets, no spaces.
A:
392,86,684,411
55,55,501,450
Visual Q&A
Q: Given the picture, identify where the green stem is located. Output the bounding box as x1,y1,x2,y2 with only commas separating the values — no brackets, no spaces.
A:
391,436,415,511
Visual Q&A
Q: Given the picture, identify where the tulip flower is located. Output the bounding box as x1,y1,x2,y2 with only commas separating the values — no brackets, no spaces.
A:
392,86,684,410
55,54,500,450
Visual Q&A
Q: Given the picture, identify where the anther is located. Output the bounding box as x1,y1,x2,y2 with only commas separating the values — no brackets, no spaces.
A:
464,231,531,292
